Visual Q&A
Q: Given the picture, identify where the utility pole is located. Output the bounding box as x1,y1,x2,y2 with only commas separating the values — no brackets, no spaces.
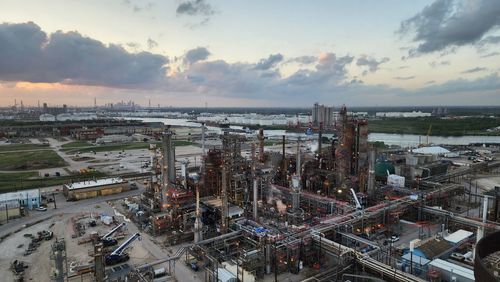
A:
52,193,57,209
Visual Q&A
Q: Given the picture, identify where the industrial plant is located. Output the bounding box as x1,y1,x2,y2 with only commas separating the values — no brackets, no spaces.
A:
1,104,500,282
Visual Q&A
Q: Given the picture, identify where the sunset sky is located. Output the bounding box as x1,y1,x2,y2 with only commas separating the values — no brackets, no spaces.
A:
0,0,499,107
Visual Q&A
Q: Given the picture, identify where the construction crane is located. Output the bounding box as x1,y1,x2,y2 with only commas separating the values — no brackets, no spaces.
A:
100,222,126,247
350,188,363,210
105,232,141,266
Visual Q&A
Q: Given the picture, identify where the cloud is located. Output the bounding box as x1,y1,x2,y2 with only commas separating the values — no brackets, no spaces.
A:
480,51,500,58
122,0,154,13
429,60,450,68
2,22,499,106
183,47,211,65
478,35,500,46
415,73,500,95
394,76,415,80
399,0,500,56
0,22,168,88
255,54,284,70
176,0,214,17
286,55,317,65
147,38,158,49
356,55,389,74
461,67,488,74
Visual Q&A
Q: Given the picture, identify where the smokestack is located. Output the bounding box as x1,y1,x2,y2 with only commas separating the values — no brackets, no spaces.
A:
194,184,203,243
253,178,258,221
367,149,376,195
296,137,301,178
318,122,323,155
201,122,206,156
282,135,287,185
162,128,175,194
221,166,228,234
258,128,264,163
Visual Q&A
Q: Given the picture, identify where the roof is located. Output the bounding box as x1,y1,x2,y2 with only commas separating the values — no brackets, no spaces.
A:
0,189,40,202
65,177,125,190
412,146,450,155
402,253,430,266
217,268,236,282
417,238,453,259
429,259,475,280
444,229,473,244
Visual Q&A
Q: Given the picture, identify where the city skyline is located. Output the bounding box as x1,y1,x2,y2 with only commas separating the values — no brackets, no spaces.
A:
0,0,499,107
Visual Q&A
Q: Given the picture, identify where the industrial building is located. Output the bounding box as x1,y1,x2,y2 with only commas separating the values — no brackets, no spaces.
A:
312,102,334,127
63,178,131,201
0,189,41,210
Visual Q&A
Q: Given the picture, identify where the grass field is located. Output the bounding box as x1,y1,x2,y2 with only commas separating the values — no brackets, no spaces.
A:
0,170,107,192
368,117,500,136
62,141,195,154
0,143,50,152
61,140,91,148
0,150,67,170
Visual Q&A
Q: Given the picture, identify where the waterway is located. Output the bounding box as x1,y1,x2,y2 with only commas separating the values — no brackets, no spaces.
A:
125,117,500,147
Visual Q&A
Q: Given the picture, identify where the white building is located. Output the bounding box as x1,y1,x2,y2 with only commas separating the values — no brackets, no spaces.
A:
0,189,41,210
39,114,56,122
312,103,334,126
375,111,431,118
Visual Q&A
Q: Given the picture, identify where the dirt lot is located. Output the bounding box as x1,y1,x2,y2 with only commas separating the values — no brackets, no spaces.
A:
0,202,157,282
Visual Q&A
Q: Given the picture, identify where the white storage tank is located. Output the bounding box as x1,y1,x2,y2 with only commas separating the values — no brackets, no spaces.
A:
387,175,405,188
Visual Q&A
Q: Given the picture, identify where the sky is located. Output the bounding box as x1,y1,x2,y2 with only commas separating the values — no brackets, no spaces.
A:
0,0,499,107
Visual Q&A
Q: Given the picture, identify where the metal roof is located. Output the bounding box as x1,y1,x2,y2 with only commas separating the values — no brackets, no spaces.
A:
0,189,40,202
64,177,125,190
429,259,475,281
411,146,450,155
402,253,430,266
444,229,473,244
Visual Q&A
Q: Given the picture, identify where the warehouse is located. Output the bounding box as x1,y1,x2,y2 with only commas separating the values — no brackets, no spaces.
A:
0,189,41,210
63,177,131,201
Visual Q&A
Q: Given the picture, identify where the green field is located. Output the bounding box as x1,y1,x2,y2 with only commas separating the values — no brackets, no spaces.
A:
62,141,195,154
61,140,91,148
0,150,67,170
368,117,500,136
0,143,50,152
0,170,107,192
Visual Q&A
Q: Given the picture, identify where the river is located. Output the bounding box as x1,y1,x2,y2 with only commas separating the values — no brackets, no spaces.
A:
125,117,500,147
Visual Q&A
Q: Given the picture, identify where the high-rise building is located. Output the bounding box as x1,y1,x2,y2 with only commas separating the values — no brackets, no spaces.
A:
312,102,334,127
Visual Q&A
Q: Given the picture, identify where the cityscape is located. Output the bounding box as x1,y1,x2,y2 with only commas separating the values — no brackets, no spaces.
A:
1,1,500,282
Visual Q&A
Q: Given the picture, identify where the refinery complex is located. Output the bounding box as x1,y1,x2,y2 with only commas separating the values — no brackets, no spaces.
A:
0,104,499,282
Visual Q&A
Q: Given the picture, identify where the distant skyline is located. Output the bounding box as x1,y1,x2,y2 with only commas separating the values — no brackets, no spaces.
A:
0,0,499,107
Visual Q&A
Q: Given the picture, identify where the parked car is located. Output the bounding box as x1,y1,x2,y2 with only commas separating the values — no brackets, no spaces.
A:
35,207,47,211
390,235,400,242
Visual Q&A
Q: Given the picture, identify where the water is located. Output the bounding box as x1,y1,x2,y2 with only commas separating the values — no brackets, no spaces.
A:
368,133,500,147
125,117,500,146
